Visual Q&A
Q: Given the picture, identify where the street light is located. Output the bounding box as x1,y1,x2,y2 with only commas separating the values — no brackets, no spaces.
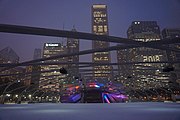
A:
28,94,32,98
0,80,21,104
6,94,11,97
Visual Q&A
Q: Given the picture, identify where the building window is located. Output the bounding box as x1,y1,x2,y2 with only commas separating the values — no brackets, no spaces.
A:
98,25,103,32
101,14,105,17
93,26,97,32
93,11,101,17
104,25,108,32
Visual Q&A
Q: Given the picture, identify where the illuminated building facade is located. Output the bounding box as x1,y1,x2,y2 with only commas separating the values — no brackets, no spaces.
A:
24,66,32,86
162,28,180,61
162,28,180,82
117,48,133,85
118,21,169,89
67,28,79,82
31,48,41,88
24,49,41,86
92,4,111,80
40,43,67,92
0,47,25,84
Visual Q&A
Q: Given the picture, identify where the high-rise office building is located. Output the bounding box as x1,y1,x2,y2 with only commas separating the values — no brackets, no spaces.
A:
92,4,111,80
117,48,133,85
117,21,169,89
24,49,42,86
0,47,24,84
40,43,67,92
0,47,19,64
33,48,41,60
162,28,180,61
31,48,41,87
162,28,180,39
67,27,79,80
162,28,180,82
24,66,32,86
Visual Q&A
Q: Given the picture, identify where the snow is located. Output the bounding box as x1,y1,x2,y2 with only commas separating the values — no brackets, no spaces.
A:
0,102,180,120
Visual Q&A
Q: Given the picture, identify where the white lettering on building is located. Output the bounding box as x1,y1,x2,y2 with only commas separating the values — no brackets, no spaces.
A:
46,44,59,47
143,55,162,62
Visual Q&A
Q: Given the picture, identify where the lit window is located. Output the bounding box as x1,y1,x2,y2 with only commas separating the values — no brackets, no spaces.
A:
104,25,108,32
98,25,103,32
93,26,97,31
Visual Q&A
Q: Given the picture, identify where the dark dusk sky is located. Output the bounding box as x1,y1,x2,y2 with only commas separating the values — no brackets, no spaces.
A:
0,0,180,63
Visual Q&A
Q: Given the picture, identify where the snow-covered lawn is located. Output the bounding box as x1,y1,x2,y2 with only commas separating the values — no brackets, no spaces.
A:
0,102,180,120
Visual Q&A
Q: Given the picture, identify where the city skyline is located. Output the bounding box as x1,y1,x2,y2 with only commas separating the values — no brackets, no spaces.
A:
0,0,180,62
0,0,180,106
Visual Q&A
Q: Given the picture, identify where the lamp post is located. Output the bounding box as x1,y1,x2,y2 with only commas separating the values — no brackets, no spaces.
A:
16,82,34,104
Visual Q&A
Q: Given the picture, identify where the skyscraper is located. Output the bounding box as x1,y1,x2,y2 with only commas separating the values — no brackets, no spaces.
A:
162,28,180,61
117,48,133,85
33,48,41,60
0,47,19,64
67,27,79,80
40,43,67,92
24,49,42,86
31,48,41,87
24,66,32,86
92,4,111,81
162,28,180,39
0,47,24,84
117,21,169,89
162,28,180,82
